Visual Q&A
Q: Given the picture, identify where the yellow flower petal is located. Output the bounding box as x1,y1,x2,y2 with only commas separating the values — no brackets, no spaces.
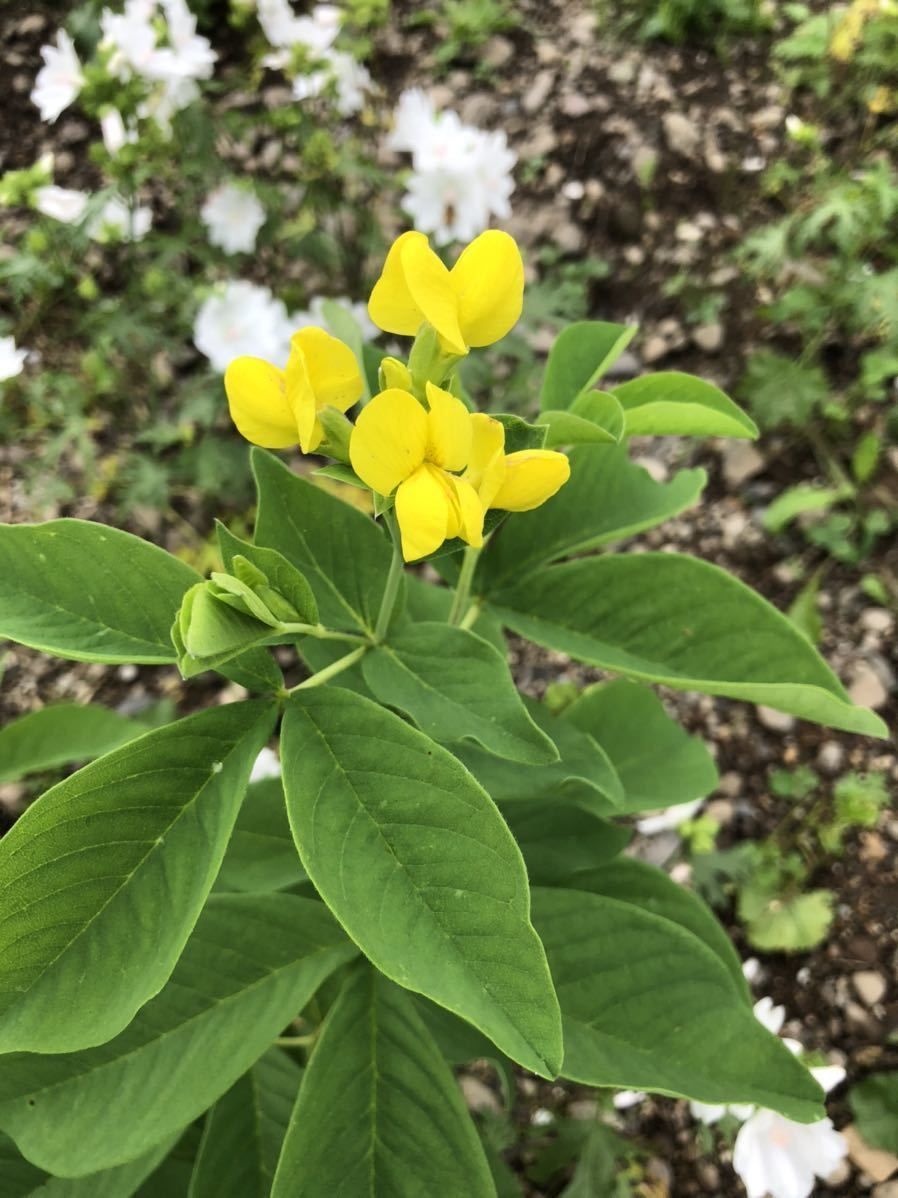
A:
395,463,452,561
446,474,485,548
224,357,296,448
292,326,363,413
424,381,472,472
349,387,428,496
401,234,467,355
466,413,506,508
449,230,524,348
367,231,431,338
284,343,321,454
490,450,571,512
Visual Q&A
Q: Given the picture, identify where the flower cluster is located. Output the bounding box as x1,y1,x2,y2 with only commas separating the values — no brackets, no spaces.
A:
223,230,570,560
31,0,216,136
388,89,516,244
200,183,267,256
32,175,153,243
256,1,371,116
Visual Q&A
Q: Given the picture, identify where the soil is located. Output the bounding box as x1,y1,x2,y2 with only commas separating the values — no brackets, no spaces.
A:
1,1,896,1195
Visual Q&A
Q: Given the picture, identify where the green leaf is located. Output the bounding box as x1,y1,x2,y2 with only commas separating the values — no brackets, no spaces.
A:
493,553,887,738
531,887,824,1121
0,703,146,783
281,687,563,1077
540,321,637,410
188,1050,301,1198
133,1129,200,1198
562,680,718,813
216,778,306,894
216,648,284,695
176,583,271,670
0,894,355,1178
455,697,623,812
271,967,496,1198
611,372,759,438
739,886,834,952
0,1131,182,1198
500,801,630,886
0,520,199,663
479,444,705,594
762,483,849,534
252,449,400,634
215,523,318,626
849,1072,898,1154
541,392,623,448
564,858,749,999
362,623,558,764
401,575,506,655
0,700,277,1054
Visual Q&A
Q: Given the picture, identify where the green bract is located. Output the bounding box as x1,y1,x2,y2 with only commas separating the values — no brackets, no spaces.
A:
0,319,884,1193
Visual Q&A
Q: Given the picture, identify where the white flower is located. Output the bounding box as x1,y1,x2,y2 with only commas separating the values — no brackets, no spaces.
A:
31,30,84,123
146,0,216,83
34,185,89,224
636,798,703,836
201,183,266,254
733,1068,847,1198
250,747,281,782
101,109,138,155
742,957,762,984
101,1,159,79
0,336,28,383
292,295,378,341
292,50,371,116
87,196,153,242
193,280,293,373
388,88,438,154
138,77,200,133
258,0,341,52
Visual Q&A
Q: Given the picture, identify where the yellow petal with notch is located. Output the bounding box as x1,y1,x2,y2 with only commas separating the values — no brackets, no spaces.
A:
395,463,453,561
447,474,485,547
293,326,362,413
225,357,296,448
349,387,428,496
450,230,524,348
400,235,466,356
284,343,321,454
424,381,472,472
490,449,571,512
367,231,431,337
466,413,506,508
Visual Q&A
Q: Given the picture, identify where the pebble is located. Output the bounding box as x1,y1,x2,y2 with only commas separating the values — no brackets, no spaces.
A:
861,608,895,635
482,36,514,69
721,442,765,487
758,706,796,733
523,71,555,115
845,1125,898,1183
817,740,846,774
693,322,724,352
662,111,702,157
848,663,889,711
718,771,742,798
873,1183,898,1198
642,336,669,364
458,1075,501,1114
560,93,592,118
853,971,887,1007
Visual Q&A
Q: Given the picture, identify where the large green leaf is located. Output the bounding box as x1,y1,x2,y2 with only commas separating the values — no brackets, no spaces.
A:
362,623,557,764
215,778,306,894
561,859,748,998
849,1072,898,1154
0,895,355,1177
612,372,759,438
271,967,496,1198
133,1130,200,1198
0,1132,181,1198
479,445,705,593
493,554,886,737
540,392,623,448
531,888,824,1121
281,688,563,1077
0,704,145,783
188,1050,301,1198
0,521,199,663
0,700,277,1054
540,321,637,410
500,802,630,886
563,680,718,813
252,449,399,634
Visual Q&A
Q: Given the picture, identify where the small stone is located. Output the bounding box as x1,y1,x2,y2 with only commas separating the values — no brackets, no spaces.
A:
608,59,636,85
758,706,796,734
861,608,894,635
567,1099,598,1120
722,442,765,487
718,771,741,798
482,35,514,69
642,336,668,364
662,111,701,157
634,456,668,484
551,221,584,253
844,1125,898,1183
623,245,645,266
560,93,592,118
603,349,641,379
676,220,703,242
561,179,585,201
860,831,888,864
849,663,889,711
693,322,724,352
817,740,845,774
721,510,749,548
523,70,555,115
458,1075,501,1114
873,1182,898,1198
853,971,887,1007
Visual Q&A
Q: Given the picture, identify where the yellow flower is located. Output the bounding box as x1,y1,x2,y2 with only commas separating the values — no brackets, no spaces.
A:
466,413,571,512
225,326,362,453
367,230,524,356
350,382,484,561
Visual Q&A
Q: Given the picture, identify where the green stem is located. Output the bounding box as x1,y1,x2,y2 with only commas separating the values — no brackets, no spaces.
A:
288,645,367,693
458,599,483,631
280,622,368,646
375,514,405,641
448,545,481,626
275,1033,318,1048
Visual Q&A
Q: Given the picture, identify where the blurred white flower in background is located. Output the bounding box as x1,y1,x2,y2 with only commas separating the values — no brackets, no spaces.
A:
100,108,138,156
733,1065,847,1198
31,30,84,123
293,50,371,116
292,295,378,340
34,185,90,224
613,1090,647,1110
88,196,153,243
250,747,281,782
194,280,293,373
256,2,371,115
201,183,267,254
635,798,703,835
388,88,516,244
0,337,28,383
